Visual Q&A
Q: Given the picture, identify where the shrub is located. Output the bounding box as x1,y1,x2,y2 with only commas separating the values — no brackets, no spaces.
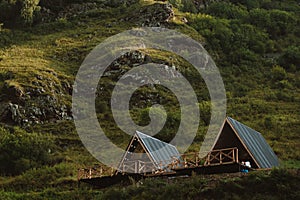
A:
271,65,286,81
229,0,259,9
206,2,248,20
276,89,294,102
199,101,211,126
249,8,271,29
0,163,76,192
102,188,129,200
0,0,40,26
0,126,54,175
181,0,197,13
169,0,197,13
264,116,274,129
20,0,41,24
278,46,300,71
168,0,183,9
268,9,297,38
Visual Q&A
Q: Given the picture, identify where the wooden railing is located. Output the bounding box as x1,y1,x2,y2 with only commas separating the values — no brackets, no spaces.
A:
204,148,238,166
77,166,115,180
180,152,206,168
78,147,239,180
121,160,155,174
174,147,238,169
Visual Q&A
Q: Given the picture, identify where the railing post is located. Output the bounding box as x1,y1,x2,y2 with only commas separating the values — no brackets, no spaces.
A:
111,167,114,176
135,161,138,173
236,148,239,163
77,169,81,181
138,160,141,173
207,153,210,165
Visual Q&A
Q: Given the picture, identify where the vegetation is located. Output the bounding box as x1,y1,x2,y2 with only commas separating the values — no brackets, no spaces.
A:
0,127,53,175
0,0,299,199
0,169,299,199
0,0,41,25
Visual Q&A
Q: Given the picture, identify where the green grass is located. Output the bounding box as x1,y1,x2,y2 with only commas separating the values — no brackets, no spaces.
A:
0,0,299,199
0,168,299,199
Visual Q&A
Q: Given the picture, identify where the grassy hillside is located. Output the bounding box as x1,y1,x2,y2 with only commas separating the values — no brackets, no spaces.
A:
0,0,299,199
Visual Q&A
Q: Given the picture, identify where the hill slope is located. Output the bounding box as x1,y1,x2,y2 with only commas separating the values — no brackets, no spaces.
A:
0,0,299,199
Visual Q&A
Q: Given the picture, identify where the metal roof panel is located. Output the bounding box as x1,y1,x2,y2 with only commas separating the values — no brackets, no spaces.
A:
136,131,181,168
227,117,279,168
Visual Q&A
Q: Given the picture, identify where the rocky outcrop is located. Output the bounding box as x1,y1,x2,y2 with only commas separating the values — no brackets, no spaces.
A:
39,0,140,22
125,3,174,27
0,52,180,127
97,50,183,109
0,71,72,126
57,2,103,19
103,50,181,80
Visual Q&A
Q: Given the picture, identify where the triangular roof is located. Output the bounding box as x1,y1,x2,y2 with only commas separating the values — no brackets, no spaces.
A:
211,117,279,168
118,131,181,172
136,131,181,166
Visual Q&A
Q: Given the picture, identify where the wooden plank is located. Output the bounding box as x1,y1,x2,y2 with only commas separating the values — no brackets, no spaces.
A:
79,147,240,180
117,135,137,171
209,118,227,152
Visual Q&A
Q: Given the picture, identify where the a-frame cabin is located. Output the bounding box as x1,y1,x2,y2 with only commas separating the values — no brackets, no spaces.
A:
211,117,279,169
78,117,280,188
117,131,182,174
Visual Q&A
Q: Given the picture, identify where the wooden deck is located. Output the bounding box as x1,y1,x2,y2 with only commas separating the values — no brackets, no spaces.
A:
78,147,252,188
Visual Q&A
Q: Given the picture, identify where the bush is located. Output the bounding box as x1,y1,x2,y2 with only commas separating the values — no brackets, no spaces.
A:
206,2,248,20
229,0,273,9
187,13,267,65
169,0,197,13
278,46,300,71
199,101,211,126
102,188,129,200
0,0,40,26
264,116,274,129
268,9,297,38
21,0,41,24
0,163,76,192
168,0,183,9
275,89,294,102
271,65,286,81
0,126,53,175
248,8,271,29
181,0,197,13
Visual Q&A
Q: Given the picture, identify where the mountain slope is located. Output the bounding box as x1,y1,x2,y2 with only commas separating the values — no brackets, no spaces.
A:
0,0,299,199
